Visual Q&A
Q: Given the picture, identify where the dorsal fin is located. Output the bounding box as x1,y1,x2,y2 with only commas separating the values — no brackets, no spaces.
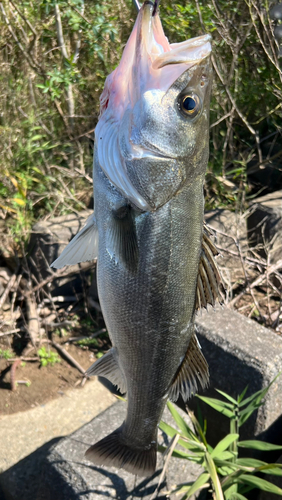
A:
196,224,224,310
169,332,209,402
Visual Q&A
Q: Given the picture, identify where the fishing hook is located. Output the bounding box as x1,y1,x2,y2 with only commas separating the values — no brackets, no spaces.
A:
133,0,161,15
133,0,141,11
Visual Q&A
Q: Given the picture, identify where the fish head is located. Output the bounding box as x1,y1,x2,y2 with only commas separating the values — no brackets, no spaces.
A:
95,1,212,211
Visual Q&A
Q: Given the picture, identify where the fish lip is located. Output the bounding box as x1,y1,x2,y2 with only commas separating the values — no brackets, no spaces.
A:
153,34,212,70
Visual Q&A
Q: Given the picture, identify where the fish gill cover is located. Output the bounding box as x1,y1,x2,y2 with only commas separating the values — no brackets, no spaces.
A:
95,2,212,210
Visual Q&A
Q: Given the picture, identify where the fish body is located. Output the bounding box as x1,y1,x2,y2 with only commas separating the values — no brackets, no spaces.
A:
52,1,218,477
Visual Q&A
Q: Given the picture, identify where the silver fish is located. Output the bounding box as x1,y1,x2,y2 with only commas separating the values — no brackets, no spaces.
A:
52,0,221,477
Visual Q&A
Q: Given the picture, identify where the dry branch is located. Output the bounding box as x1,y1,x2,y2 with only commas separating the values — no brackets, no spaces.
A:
0,272,17,310
52,340,88,376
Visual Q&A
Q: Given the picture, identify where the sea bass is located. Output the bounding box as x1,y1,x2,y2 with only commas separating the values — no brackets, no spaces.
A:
52,0,221,477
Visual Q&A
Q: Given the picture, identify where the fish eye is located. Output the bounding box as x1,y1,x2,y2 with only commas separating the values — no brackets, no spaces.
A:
179,94,201,118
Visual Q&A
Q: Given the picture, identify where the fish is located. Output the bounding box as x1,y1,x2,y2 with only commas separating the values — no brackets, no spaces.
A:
51,0,222,477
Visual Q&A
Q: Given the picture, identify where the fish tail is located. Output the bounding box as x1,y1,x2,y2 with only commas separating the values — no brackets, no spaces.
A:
85,425,157,476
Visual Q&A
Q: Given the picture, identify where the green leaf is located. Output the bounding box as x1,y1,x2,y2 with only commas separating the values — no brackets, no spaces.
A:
158,445,201,462
215,389,237,404
229,493,248,500
238,440,282,451
237,459,282,475
239,373,281,408
239,408,257,427
238,474,282,495
211,434,239,458
236,458,266,467
205,452,225,500
159,421,205,453
13,197,26,206
215,459,254,473
30,134,43,141
197,396,234,418
167,401,197,440
175,472,210,499
237,385,249,404
159,420,178,439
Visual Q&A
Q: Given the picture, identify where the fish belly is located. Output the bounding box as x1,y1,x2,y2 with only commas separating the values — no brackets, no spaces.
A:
86,152,205,474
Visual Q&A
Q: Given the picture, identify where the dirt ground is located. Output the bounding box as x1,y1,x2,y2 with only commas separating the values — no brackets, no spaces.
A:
0,344,94,415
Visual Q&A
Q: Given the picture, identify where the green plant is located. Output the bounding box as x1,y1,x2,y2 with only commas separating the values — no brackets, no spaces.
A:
37,346,61,367
159,375,282,499
0,349,13,360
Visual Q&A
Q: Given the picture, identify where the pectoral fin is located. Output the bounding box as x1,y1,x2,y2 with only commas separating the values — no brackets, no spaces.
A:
107,205,138,271
196,224,224,309
86,347,126,393
51,214,98,269
169,332,209,402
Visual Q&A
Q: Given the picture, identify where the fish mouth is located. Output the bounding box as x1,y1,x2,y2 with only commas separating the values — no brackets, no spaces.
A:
139,2,212,71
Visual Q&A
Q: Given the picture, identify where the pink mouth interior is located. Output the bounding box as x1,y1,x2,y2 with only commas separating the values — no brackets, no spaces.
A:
99,3,211,120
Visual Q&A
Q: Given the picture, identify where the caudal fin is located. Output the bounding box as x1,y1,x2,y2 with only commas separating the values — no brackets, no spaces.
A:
85,425,157,477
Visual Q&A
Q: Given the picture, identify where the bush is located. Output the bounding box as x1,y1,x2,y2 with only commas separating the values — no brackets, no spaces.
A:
0,0,281,245
159,374,282,499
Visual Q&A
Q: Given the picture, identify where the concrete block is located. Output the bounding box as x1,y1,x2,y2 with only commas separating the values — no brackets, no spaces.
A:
204,209,248,289
28,210,94,295
193,305,282,448
0,402,202,500
247,190,282,263
38,402,202,500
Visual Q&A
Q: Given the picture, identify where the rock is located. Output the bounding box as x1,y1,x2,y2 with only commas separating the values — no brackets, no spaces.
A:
204,208,248,257
1,402,203,500
247,190,282,263
1,305,282,499
192,305,282,450
28,210,94,296
204,209,248,291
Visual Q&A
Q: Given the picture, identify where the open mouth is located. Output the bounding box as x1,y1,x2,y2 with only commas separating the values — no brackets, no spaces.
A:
139,2,212,70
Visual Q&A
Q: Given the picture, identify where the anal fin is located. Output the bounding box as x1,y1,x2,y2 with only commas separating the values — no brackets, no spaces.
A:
51,213,98,269
169,332,209,402
86,347,126,393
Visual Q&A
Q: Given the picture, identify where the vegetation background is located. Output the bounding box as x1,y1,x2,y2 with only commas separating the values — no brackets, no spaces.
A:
0,0,281,248
0,3,282,493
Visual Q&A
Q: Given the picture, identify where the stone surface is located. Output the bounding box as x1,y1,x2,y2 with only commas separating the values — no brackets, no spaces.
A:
205,209,248,253
28,209,94,295
0,378,116,474
28,208,248,298
193,305,282,448
247,190,282,262
1,306,282,499
1,402,203,500
204,209,248,290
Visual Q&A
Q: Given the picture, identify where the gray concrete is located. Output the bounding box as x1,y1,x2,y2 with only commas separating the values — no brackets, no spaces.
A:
1,305,282,499
194,305,282,447
0,379,116,473
1,402,202,500
29,210,94,295
247,190,282,262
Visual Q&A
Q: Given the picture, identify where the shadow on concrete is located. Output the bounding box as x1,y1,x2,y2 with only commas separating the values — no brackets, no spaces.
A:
0,437,62,500
179,333,264,447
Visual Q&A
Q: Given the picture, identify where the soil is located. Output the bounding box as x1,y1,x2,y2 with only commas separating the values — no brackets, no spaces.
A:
0,335,111,416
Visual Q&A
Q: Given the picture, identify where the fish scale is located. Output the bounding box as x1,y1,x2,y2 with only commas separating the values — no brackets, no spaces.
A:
51,0,223,477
